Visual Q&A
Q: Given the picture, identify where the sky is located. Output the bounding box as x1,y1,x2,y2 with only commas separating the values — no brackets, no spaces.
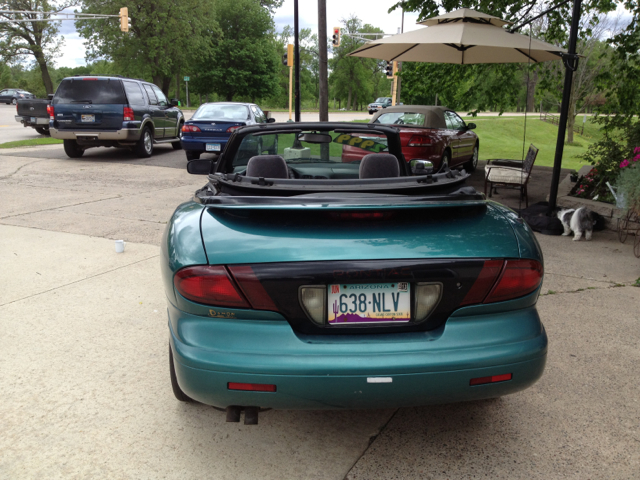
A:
55,0,423,68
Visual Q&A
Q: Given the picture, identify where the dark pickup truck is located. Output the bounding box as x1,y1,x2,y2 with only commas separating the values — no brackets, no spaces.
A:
49,75,184,158
15,97,52,136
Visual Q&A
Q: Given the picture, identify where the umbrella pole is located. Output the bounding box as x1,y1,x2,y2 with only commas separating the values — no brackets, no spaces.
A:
294,0,301,122
548,0,582,213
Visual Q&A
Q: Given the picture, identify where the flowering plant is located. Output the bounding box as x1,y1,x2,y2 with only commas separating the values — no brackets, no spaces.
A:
616,146,640,213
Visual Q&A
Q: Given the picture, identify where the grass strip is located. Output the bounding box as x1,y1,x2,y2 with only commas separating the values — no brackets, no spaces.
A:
0,138,63,149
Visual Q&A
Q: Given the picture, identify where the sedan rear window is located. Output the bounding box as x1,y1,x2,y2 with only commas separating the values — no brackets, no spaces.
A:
374,112,425,126
193,104,250,121
53,78,126,104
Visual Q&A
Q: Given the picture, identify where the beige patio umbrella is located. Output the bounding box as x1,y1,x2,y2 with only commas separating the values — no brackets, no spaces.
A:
349,8,566,64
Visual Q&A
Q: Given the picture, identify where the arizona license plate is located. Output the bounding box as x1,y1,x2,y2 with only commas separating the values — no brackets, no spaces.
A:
327,283,411,324
205,143,221,152
81,114,95,122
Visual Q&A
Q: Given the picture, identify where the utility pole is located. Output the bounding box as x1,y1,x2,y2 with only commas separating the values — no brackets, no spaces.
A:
294,0,301,121
318,0,329,122
396,7,405,104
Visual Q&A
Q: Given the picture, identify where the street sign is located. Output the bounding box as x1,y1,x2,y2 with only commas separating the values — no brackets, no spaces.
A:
184,76,190,82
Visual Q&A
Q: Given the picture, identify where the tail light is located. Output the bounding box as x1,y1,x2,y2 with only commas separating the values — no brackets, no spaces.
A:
460,260,504,306
407,135,433,147
484,259,543,304
174,266,249,308
174,265,278,311
123,106,134,121
47,104,54,120
226,126,241,133
228,266,277,311
182,124,201,133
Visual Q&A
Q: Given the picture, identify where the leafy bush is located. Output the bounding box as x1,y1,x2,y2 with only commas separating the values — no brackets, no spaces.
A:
615,147,640,213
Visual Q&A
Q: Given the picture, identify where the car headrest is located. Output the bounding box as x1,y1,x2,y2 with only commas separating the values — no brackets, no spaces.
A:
246,155,289,178
359,154,400,179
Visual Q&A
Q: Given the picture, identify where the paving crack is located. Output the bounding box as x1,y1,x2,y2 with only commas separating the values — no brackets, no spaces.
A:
0,159,48,180
0,254,159,308
541,283,636,296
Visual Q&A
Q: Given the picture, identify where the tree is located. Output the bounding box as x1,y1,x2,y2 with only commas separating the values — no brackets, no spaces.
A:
190,0,279,102
76,0,218,95
329,16,389,110
0,0,77,94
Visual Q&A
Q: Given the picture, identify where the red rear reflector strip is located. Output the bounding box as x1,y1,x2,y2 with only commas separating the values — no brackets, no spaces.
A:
460,260,504,306
228,382,276,392
228,266,278,311
174,266,249,308
484,259,543,304
470,373,512,386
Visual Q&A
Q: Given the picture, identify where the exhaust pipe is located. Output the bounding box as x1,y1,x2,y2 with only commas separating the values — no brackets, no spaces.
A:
225,406,260,425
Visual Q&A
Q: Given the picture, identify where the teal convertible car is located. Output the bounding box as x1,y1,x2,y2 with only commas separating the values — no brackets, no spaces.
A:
163,122,547,424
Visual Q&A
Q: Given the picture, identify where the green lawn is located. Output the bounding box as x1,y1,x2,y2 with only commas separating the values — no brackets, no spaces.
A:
0,138,63,149
470,116,599,170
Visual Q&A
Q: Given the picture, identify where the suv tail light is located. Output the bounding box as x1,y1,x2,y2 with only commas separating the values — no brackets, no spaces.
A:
407,135,433,147
47,104,54,120
484,259,543,303
123,106,134,121
174,266,249,308
226,126,241,133
182,124,201,133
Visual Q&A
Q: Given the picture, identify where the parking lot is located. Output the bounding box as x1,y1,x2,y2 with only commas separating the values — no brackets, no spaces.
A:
1,131,639,478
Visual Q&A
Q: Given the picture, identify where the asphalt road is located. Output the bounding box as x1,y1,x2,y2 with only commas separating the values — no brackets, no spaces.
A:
1,142,639,479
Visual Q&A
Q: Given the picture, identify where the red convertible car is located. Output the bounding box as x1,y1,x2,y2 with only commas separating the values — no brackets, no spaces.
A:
342,106,479,172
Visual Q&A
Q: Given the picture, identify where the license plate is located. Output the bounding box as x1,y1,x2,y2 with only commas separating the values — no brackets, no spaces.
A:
206,143,221,152
327,283,411,324
81,114,95,123
30,117,36,123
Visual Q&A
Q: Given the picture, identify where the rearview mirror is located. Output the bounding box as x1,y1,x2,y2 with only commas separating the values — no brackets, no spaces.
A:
467,123,476,130
410,159,434,175
298,133,332,143
187,159,216,175
47,94,54,100
267,118,276,123
170,98,180,106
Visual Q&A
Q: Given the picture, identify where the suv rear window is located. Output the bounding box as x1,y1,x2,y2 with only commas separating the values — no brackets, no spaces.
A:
53,78,126,104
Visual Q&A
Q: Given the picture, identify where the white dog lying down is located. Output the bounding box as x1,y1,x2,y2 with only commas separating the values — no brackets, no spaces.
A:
557,207,597,241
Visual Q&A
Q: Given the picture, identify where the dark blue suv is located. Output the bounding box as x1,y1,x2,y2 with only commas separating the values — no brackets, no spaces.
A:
49,76,184,158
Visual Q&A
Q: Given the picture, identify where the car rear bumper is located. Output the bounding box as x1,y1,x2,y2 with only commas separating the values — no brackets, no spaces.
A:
50,127,141,142
168,299,547,409
15,115,49,125
181,136,228,152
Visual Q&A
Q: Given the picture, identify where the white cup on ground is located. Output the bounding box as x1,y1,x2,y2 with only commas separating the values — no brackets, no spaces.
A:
115,240,125,253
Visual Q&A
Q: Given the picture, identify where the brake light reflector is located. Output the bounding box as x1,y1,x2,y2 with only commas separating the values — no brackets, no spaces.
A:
460,260,504,306
82,77,98,80
174,266,249,308
228,382,276,392
470,373,512,386
228,266,277,311
407,135,433,147
484,259,543,304
226,126,241,133
123,106,134,121
47,104,54,120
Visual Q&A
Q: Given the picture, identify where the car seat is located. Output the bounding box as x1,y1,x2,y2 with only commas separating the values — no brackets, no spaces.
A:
359,153,400,179
246,155,289,178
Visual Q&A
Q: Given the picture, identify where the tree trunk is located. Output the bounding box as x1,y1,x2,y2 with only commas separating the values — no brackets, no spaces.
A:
161,77,171,97
175,71,180,100
318,0,329,121
526,71,537,112
226,92,233,101
347,85,352,111
33,50,54,94
353,92,358,112
567,101,576,144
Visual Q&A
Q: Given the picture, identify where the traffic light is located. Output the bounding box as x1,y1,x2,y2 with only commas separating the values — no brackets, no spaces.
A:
332,27,340,47
119,7,129,32
282,52,288,66
385,60,394,78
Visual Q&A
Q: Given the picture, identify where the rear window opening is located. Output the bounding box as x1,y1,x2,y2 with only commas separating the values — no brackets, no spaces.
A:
52,78,126,105
192,104,250,122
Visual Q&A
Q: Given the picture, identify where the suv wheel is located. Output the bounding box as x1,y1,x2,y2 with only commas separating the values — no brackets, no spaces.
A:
186,151,201,161
63,139,85,158
172,122,184,150
135,127,154,158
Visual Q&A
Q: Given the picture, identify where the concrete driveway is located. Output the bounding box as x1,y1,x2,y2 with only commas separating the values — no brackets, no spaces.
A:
1,144,639,479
